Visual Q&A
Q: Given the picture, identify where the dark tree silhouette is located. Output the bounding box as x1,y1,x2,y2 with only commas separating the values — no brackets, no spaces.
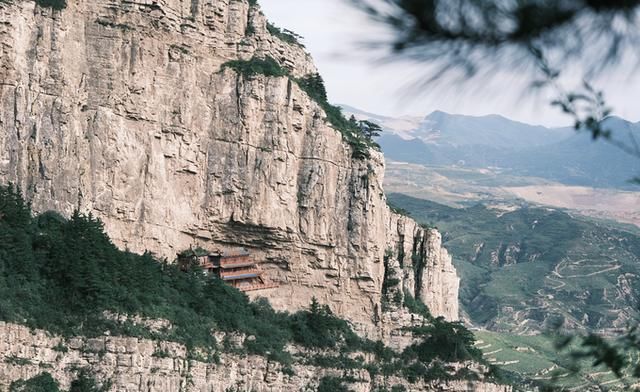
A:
358,119,383,140
349,0,640,77
349,115,383,141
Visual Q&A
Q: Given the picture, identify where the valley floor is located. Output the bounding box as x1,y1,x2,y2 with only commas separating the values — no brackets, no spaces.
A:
384,161,640,229
474,330,635,391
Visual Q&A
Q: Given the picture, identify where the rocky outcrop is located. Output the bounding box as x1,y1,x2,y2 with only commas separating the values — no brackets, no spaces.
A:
0,322,511,392
0,0,459,340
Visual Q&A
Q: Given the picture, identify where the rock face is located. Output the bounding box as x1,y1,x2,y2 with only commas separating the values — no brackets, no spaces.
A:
0,322,511,392
0,0,459,339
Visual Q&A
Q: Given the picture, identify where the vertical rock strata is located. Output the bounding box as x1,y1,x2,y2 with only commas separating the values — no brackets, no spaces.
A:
0,0,459,338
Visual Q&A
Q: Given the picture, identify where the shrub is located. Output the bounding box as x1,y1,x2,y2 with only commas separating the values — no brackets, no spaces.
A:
0,184,293,359
317,376,352,392
267,22,304,47
53,341,68,353
9,372,60,392
245,21,255,36
35,0,66,10
231,0,257,5
402,361,429,383
219,58,381,160
404,317,482,363
0,186,377,364
69,369,110,392
387,201,411,217
0,186,488,384
310,354,364,370
290,298,360,349
295,73,380,159
403,291,432,319
222,56,288,78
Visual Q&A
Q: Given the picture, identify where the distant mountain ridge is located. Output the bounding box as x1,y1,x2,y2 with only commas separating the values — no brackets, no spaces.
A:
343,106,640,188
416,110,572,149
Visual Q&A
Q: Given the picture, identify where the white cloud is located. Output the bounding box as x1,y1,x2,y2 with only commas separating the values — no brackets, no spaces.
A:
259,0,640,127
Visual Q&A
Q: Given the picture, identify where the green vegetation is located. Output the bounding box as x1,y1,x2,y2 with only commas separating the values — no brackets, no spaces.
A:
94,18,132,31
245,20,256,36
387,200,411,217
381,251,401,303
290,298,362,350
231,0,258,5
296,74,380,159
35,0,66,10
406,318,482,363
53,342,68,352
69,369,111,392
387,192,640,332
10,373,61,392
5,356,32,366
0,185,492,385
473,330,634,389
373,386,407,392
388,192,640,388
0,184,343,362
317,376,352,392
266,22,304,47
9,371,109,392
220,57,381,159
222,56,288,78
403,291,431,320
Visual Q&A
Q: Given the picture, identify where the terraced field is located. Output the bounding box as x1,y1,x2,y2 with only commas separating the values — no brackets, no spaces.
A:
384,161,640,227
474,331,631,390
387,193,640,334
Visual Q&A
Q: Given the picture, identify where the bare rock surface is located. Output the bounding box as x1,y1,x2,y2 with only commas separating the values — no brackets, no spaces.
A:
0,322,511,392
0,0,458,341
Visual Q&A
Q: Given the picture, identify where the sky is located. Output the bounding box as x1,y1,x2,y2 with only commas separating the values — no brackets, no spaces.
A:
259,0,640,127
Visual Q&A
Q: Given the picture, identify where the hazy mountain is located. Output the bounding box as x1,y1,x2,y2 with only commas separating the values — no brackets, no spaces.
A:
413,110,572,149
509,117,640,185
340,104,423,137
344,106,640,188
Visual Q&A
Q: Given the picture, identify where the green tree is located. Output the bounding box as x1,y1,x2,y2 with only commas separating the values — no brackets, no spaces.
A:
357,120,382,141
9,372,60,392
405,317,481,363
297,73,328,102
69,370,110,392
317,376,352,392
290,297,358,349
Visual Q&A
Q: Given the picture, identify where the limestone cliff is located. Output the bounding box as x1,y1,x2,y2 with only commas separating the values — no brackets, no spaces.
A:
0,0,459,340
0,322,510,392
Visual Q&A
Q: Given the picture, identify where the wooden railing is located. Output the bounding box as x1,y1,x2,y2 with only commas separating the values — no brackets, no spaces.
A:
218,260,255,269
237,282,279,292
220,268,262,280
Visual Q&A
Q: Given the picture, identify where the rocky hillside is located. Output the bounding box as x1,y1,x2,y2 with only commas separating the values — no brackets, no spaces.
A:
0,187,507,392
387,193,640,334
0,322,511,392
0,0,457,343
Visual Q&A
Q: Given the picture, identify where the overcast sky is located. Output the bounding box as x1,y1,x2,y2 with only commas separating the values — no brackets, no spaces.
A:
259,0,640,127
